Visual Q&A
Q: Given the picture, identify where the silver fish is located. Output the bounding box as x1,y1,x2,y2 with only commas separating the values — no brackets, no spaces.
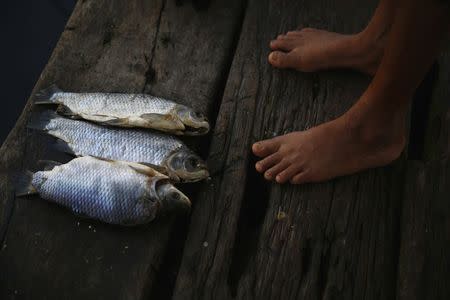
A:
28,110,209,182
34,85,210,136
16,156,191,225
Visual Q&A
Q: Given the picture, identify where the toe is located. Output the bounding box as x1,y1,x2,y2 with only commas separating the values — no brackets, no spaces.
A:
290,171,311,185
264,160,289,181
252,137,281,157
270,39,296,51
286,30,302,36
275,164,303,183
255,152,281,173
268,51,298,69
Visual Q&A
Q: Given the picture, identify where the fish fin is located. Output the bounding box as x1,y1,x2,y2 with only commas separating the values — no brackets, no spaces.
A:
14,171,37,197
140,113,160,121
140,113,186,133
138,162,167,174
127,162,168,178
88,155,112,162
37,160,62,171
140,113,179,126
56,104,78,117
34,84,62,104
27,110,59,131
101,117,130,126
51,139,75,155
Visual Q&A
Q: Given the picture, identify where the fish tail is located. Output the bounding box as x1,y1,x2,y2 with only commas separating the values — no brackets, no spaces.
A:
56,104,77,117
27,110,60,131
34,84,62,104
37,160,62,171
51,139,75,155
14,171,37,197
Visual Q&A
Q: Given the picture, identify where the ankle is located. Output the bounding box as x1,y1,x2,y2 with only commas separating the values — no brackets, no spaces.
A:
341,104,406,150
343,32,384,74
352,27,385,56
358,21,389,45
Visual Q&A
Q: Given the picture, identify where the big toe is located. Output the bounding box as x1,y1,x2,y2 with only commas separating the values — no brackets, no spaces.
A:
268,51,298,69
252,138,280,157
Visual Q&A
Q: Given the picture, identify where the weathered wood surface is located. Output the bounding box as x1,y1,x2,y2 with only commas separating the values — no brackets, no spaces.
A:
397,158,450,300
0,0,244,298
396,40,450,300
173,0,407,299
423,43,450,161
1,0,449,299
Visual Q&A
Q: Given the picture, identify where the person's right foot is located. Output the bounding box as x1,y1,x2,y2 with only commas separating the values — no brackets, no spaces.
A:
252,92,407,184
268,28,386,75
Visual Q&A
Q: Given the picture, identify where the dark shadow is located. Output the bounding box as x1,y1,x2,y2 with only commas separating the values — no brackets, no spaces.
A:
227,155,270,297
408,62,439,160
0,1,76,144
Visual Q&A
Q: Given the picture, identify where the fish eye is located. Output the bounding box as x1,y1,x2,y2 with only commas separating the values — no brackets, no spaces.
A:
190,111,204,120
188,157,199,168
169,191,181,201
183,156,203,172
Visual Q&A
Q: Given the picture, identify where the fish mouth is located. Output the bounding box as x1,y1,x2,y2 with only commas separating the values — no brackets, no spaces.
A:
167,167,210,183
184,122,210,136
174,105,210,136
176,169,210,183
155,181,191,212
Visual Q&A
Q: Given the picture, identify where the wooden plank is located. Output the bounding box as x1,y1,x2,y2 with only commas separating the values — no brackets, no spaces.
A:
172,0,409,299
233,0,403,298
0,0,243,298
423,43,450,160
397,38,450,300
397,158,450,300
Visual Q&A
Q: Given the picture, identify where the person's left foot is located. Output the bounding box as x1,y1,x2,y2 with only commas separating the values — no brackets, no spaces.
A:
252,100,406,184
268,28,384,75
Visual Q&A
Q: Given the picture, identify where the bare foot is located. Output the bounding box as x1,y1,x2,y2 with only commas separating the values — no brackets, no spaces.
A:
252,97,406,184
268,28,385,75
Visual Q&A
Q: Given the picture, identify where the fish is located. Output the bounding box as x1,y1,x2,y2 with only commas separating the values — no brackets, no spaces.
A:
28,110,209,182
15,156,191,226
34,85,210,136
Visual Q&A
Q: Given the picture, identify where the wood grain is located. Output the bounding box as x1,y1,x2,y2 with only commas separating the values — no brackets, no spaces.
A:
397,158,450,300
397,39,450,300
423,43,450,160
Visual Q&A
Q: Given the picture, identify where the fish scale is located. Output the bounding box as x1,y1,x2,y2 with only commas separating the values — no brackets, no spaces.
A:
29,110,209,182
34,85,210,135
55,93,176,116
42,112,185,166
24,156,191,225
33,158,155,223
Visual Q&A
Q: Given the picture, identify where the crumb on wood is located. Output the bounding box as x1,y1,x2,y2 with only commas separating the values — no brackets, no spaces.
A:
277,211,287,221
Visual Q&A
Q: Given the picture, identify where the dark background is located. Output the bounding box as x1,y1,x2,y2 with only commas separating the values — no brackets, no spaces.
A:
0,1,76,144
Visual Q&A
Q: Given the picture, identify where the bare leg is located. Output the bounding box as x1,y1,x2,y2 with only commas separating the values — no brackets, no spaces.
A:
253,0,449,184
269,0,395,75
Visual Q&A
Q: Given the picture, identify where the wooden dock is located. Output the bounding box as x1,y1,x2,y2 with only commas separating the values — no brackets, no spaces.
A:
0,0,449,299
